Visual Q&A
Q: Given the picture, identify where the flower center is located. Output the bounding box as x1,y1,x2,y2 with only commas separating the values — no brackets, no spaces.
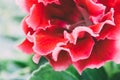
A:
66,6,93,31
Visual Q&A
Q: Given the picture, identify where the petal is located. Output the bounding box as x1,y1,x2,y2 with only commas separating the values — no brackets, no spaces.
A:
52,47,69,61
101,8,114,23
32,53,41,64
64,35,94,61
45,0,80,24
73,39,119,74
90,23,104,33
64,27,98,44
84,0,105,16
26,3,49,30
33,27,67,55
96,24,115,40
98,0,117,8
114,12,120,26
90,24,114,40
18,39,33,54
16,0,38,13
112,39,120,63
21,16,34,35
46,50,72,71
107,26,120,40
38,0,60,5
114,1,120,25
92,8,115,40
90,8,114,24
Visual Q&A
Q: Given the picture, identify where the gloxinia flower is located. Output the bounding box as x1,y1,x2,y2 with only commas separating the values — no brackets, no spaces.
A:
17,0,120,74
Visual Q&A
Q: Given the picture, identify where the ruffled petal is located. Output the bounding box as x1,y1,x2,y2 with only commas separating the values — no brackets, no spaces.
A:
45,0,79,24
18,39,33,54
86,0,105,16
32,53,41,64
75,0,105,16
98,0,117,8
21,16,34,35
64,36,94,61
64,27,98,44
97,24,120,40
46,50,72,71
33,27,67,55
96,25,113,40
38,0,60,5
73,39,119,74
90,23,104,33
92,8,115,40
101,8,114,23
26,3,49,30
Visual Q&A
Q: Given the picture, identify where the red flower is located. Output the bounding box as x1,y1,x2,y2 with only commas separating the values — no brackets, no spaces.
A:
17,0,120,73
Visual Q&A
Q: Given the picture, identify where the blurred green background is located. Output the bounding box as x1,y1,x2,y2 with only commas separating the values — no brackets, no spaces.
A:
0,0,38,79
1,0,120,80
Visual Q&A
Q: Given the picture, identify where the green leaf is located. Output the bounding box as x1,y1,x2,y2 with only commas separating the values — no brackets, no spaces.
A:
110,72,120,80
13,60,28,68
104,62,120,80
81,67,108,80
104,62,120,79
29,63,81,80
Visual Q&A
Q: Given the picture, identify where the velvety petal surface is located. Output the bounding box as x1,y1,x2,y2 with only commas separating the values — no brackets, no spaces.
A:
33,53,41,64
38,0,60,5
26,3,49,30
46,50,72,71
32,27,67,55
64,35,94,62
73,39,120,74
18,39,33,54
21,17,34,35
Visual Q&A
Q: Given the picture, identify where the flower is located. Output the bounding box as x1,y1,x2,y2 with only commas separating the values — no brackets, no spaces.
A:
17,0,120,74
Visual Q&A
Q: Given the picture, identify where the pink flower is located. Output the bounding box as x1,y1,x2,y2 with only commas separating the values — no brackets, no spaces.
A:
17,0,120,74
